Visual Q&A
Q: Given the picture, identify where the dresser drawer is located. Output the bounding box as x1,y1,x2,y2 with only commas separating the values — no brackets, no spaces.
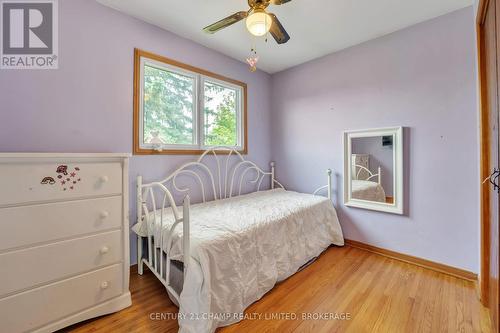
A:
0,264,123,333
0,161,122,206
0,196,122,252
0,230,122,297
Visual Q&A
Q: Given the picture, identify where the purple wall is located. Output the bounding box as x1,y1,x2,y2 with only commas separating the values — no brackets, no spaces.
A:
270,7,479,272
0,0,272,264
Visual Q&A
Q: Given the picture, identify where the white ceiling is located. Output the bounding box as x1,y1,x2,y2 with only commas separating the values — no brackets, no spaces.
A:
96,0,473,74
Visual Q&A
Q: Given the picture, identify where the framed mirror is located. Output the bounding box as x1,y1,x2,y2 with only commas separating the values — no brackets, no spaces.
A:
343,127,404,214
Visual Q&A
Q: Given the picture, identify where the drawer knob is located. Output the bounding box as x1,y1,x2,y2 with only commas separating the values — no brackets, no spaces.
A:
100,281,109,289
100,211,109,219
100,246,109,255
100,176,109,183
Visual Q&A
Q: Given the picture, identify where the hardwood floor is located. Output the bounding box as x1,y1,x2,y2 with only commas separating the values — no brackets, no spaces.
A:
64,246,492,333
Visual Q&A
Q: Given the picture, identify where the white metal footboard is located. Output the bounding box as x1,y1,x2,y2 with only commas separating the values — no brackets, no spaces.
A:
313,169,333,199
136,176,190,301
135,148,334,306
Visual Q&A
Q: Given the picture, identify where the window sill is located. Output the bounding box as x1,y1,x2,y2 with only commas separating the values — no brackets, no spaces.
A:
133,147,248,156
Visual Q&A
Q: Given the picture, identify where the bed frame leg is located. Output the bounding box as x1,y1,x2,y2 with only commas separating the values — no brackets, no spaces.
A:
137,175,143,275
137,235,144,275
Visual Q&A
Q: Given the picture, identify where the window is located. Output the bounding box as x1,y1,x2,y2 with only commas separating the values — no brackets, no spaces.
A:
134,49,247,154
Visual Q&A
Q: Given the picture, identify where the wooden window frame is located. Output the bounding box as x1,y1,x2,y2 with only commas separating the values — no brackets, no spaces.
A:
133,49,248,155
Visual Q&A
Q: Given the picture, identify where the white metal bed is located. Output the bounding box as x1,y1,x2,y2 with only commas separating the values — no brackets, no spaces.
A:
135,148,336,320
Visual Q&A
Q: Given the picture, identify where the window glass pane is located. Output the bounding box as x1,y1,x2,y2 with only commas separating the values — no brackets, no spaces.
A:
203,81,238,146
143,64,195,145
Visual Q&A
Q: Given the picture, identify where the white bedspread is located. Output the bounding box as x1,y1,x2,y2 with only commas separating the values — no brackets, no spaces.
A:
351,180,386,202
133,189,344,333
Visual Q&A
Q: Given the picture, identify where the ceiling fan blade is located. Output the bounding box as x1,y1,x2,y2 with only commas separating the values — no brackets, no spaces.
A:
203,11,248,34
270,0,292,5
268,14,290,44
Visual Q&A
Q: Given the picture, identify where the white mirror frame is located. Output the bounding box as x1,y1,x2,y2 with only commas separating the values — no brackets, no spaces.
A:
343,127,404,215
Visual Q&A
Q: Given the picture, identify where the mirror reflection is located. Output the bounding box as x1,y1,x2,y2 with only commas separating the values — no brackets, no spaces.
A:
351,136,394,204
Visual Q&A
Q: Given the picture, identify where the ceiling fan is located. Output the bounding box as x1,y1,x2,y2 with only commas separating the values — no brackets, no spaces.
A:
203,0,292,44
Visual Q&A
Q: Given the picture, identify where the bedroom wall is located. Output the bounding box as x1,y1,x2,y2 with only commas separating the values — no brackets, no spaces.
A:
0,0,273,265
270,7,479,272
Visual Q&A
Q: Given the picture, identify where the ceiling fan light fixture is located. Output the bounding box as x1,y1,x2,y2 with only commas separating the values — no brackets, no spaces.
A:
246,9,272,36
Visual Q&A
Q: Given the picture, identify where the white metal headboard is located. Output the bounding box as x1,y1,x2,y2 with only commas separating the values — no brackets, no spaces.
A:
138,147,283,205
354,164,382,185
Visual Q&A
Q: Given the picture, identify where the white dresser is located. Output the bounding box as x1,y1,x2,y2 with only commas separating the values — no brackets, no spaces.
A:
0,153,132,333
